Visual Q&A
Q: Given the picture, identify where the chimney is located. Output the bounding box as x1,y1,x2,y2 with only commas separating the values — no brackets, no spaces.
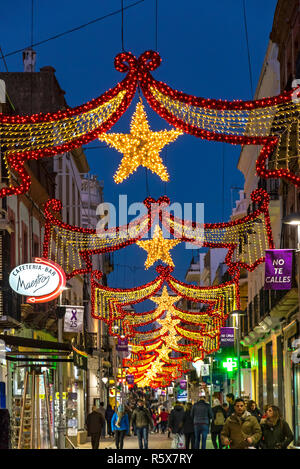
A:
22,47,36,72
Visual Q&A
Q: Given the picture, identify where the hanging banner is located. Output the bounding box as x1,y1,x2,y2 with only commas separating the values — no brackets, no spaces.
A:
126,375,134,385
264,249,293,290
116,338,128,352
220,327,235,347
64,306,84,333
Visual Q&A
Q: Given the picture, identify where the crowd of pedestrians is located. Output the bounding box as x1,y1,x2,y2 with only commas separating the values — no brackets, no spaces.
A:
86,391,294,450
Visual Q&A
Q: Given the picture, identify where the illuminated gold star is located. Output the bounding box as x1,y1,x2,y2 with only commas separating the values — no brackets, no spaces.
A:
136,225,180,269
98,99,183,183
150,285,181,312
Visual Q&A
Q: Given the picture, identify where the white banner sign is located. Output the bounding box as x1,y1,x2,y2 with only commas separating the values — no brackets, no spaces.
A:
201,364,210,376
64,306,84,333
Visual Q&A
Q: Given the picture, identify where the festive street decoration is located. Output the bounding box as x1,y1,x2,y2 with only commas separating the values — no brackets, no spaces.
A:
136,225,180,269
42,196,168,279
98,99,182,183
0,52,139,198
1,51,300,200
43,189,273,279
91,265,239,326
161,188,274,277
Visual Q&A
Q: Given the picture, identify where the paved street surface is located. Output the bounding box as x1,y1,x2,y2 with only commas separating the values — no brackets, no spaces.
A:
78,432,214,450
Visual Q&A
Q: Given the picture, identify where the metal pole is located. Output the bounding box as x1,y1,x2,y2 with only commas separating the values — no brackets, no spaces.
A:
237,316,241,397
58,316,65,449
209,357,213,406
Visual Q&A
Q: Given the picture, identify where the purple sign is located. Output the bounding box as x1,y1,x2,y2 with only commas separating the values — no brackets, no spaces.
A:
126,375,134,385
117,338,128,352
265,249,293,290
179,380,187,390
220,327,235,347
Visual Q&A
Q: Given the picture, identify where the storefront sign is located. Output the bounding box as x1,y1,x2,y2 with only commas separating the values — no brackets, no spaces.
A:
220,327,235,347
177,391,187,402
9,258,66,303
264,249,293,290
64,306,84,333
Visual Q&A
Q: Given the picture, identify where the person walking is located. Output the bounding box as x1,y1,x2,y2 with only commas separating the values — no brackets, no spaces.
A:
158,407,169,434
260,405,293,449
86,406,105,450
191,391,213,450
225,393,235,417
131,400,154,449
221,398,262,449
105,404,114,437
211,398,227,449
168,401,185,449
111,404,129,449
182,402,195,449
247,400,263,423
98,401,106,438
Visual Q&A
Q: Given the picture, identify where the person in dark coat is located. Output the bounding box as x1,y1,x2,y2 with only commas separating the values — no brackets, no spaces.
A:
260,405,293,449
105,404,114,436
226,393,235,417
168,401,185,436
182,402,195,449
247,400,263,423
191,391,213,449
86,406,105,449
211,398,227,449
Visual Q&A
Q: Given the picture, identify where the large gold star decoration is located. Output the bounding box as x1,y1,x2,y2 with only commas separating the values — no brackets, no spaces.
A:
98,99,183,183
136,225,180,269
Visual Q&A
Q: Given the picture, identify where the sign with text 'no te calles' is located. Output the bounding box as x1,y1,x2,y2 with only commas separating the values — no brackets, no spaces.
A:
9,258,66,303
264,249,294,290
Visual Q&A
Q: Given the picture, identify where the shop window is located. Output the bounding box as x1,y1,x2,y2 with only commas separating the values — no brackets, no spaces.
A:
258,348,263,411
266,341,274,405
277,335,285,416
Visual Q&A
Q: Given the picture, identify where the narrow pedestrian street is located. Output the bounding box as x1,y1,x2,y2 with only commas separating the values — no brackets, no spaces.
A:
1,0,300,453
78,432,213,450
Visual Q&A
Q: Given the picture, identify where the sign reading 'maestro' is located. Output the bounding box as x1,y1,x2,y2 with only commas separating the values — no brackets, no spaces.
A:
9,258,66,303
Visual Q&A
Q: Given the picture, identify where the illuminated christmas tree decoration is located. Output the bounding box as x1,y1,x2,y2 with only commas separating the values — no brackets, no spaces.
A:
136,225,180,269
98,99,183,183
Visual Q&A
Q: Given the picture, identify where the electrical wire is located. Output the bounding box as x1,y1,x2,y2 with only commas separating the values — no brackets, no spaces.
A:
1,0,145,60
121,0,125,52
242,0,254,98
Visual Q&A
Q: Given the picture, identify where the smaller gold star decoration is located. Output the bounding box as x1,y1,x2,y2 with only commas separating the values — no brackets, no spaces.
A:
136,225,180,269
150,286,181,312
98,99,183,183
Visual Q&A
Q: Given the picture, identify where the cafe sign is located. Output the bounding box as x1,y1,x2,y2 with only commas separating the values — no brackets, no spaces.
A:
9,258,66,303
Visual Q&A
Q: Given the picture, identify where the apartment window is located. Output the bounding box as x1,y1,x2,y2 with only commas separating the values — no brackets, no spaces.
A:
258,347,263,411
22,224,28,264
266,341,274,405
33,236,39,257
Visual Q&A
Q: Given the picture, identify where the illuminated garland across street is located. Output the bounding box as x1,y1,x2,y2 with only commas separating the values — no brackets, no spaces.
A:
43,189,273,279
1,51,300,199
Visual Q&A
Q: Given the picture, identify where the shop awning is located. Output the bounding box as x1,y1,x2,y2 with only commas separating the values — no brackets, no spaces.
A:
0,333,72,351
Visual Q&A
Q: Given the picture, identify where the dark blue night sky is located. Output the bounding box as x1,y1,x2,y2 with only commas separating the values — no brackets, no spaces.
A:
1,0,277,294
